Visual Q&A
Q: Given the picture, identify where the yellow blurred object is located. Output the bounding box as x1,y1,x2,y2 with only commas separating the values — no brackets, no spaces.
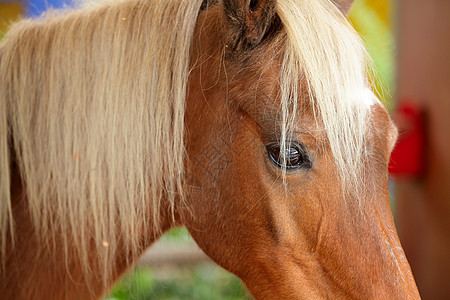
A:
366,0,390,27
0,3,22,37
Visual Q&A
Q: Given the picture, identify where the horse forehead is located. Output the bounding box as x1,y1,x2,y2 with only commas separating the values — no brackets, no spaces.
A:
363,89,390,125
365,92,398,152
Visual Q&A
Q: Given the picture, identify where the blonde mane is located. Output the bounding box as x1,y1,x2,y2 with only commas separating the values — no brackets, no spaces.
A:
0,0,370,287
1,0,203,283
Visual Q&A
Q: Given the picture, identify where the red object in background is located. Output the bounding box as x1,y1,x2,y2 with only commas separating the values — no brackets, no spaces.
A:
389,100,426,178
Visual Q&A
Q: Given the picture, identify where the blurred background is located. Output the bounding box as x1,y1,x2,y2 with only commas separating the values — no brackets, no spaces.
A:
1,0,449,298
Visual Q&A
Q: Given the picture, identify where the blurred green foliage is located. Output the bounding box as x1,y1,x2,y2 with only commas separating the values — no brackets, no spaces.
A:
104,228,248,300
162,227,191,241
106,265,248,300
349,0,395,109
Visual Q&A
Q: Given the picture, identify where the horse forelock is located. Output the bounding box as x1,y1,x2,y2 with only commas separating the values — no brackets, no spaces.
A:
276,0,373,196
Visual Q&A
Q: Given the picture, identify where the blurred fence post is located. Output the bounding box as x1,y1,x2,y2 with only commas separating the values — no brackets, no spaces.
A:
395,0,450,298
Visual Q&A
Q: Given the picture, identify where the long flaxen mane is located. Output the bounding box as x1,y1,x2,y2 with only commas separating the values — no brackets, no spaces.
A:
0,0,369,286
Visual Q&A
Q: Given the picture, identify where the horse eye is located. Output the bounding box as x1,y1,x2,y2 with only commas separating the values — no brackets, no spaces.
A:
266,143,311,170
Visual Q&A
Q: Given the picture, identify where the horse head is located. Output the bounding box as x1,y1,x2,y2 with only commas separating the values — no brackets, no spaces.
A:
181,0,420,298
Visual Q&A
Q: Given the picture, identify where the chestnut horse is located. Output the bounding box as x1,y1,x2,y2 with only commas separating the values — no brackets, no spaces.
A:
0,0,420,298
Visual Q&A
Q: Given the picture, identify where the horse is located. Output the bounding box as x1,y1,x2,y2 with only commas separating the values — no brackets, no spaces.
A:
0,0,421,298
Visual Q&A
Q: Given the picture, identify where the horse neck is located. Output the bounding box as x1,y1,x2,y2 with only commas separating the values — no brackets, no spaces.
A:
1,164,167,300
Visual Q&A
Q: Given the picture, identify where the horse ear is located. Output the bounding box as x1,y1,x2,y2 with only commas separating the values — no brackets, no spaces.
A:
332,0,354,15
222,0,277,51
